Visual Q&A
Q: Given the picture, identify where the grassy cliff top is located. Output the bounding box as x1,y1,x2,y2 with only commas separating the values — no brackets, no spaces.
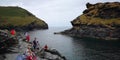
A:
0,6,48,28
72,2,120,28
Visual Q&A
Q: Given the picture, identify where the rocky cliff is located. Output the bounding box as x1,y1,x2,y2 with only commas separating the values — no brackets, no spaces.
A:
62,2,120,40
0,6,48,31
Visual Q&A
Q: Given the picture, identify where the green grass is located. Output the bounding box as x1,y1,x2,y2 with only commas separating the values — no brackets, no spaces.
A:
74,15,120,26
0,6,47,27
0,7,33,17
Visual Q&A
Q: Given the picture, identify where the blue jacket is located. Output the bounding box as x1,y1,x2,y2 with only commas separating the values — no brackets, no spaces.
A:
16,54,26,60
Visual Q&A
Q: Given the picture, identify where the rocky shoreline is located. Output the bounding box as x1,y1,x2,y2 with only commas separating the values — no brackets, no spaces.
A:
0,29,66,60
60,26,119,40
59,2,120,40
0,21,48,32
0,30,19,60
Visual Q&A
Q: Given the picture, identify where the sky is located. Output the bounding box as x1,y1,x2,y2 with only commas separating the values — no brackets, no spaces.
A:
0,0,120,27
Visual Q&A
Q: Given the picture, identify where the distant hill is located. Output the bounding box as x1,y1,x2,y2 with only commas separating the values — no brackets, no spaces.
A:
0,6,48,31
61,2,120,40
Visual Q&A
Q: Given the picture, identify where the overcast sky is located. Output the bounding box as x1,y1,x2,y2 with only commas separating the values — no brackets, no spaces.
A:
0,0,119,27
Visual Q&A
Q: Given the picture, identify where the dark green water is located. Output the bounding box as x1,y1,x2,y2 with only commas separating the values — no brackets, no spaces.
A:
29,27,120,60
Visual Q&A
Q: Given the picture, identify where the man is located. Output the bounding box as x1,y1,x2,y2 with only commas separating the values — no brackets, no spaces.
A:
33,38,37,50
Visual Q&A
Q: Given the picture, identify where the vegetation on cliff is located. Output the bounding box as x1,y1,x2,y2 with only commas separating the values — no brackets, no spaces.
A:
62,2,120,40
0,6,48,31
72,2,120,29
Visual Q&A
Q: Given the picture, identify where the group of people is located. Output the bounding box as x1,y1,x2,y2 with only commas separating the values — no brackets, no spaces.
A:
16,32,49,60
16,46,37,60
25,32,48,51
25,43,37,60
25,37,40,60
25,37,49,60
16,38,39,60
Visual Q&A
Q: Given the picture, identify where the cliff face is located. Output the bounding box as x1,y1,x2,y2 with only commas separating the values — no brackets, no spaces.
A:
62,2,120,40
0,6,48,31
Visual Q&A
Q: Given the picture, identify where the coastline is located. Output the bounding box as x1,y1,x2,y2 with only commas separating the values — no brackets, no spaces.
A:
0,30,66,60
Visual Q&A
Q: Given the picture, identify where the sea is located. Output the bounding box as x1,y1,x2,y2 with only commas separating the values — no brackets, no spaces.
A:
28,27,120,60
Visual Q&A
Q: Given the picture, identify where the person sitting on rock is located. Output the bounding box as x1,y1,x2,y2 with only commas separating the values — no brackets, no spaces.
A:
26,35,30,42
44,44,48,51
25,47,34,60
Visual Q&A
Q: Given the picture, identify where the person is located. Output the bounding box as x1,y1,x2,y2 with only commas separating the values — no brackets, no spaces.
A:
10,29,16,37
26,55,33,60
44,44,48,51
25,32,28,37
33,38,37,50
26,35,30,42
32,52,37,60
10,29,16,35
16,54,23,60
25,47,34,60
36,41,40,50
16,54,26,60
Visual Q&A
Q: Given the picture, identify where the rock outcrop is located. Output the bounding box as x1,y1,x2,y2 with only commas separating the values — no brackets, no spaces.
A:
62,2,120,40
0,6,48,31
